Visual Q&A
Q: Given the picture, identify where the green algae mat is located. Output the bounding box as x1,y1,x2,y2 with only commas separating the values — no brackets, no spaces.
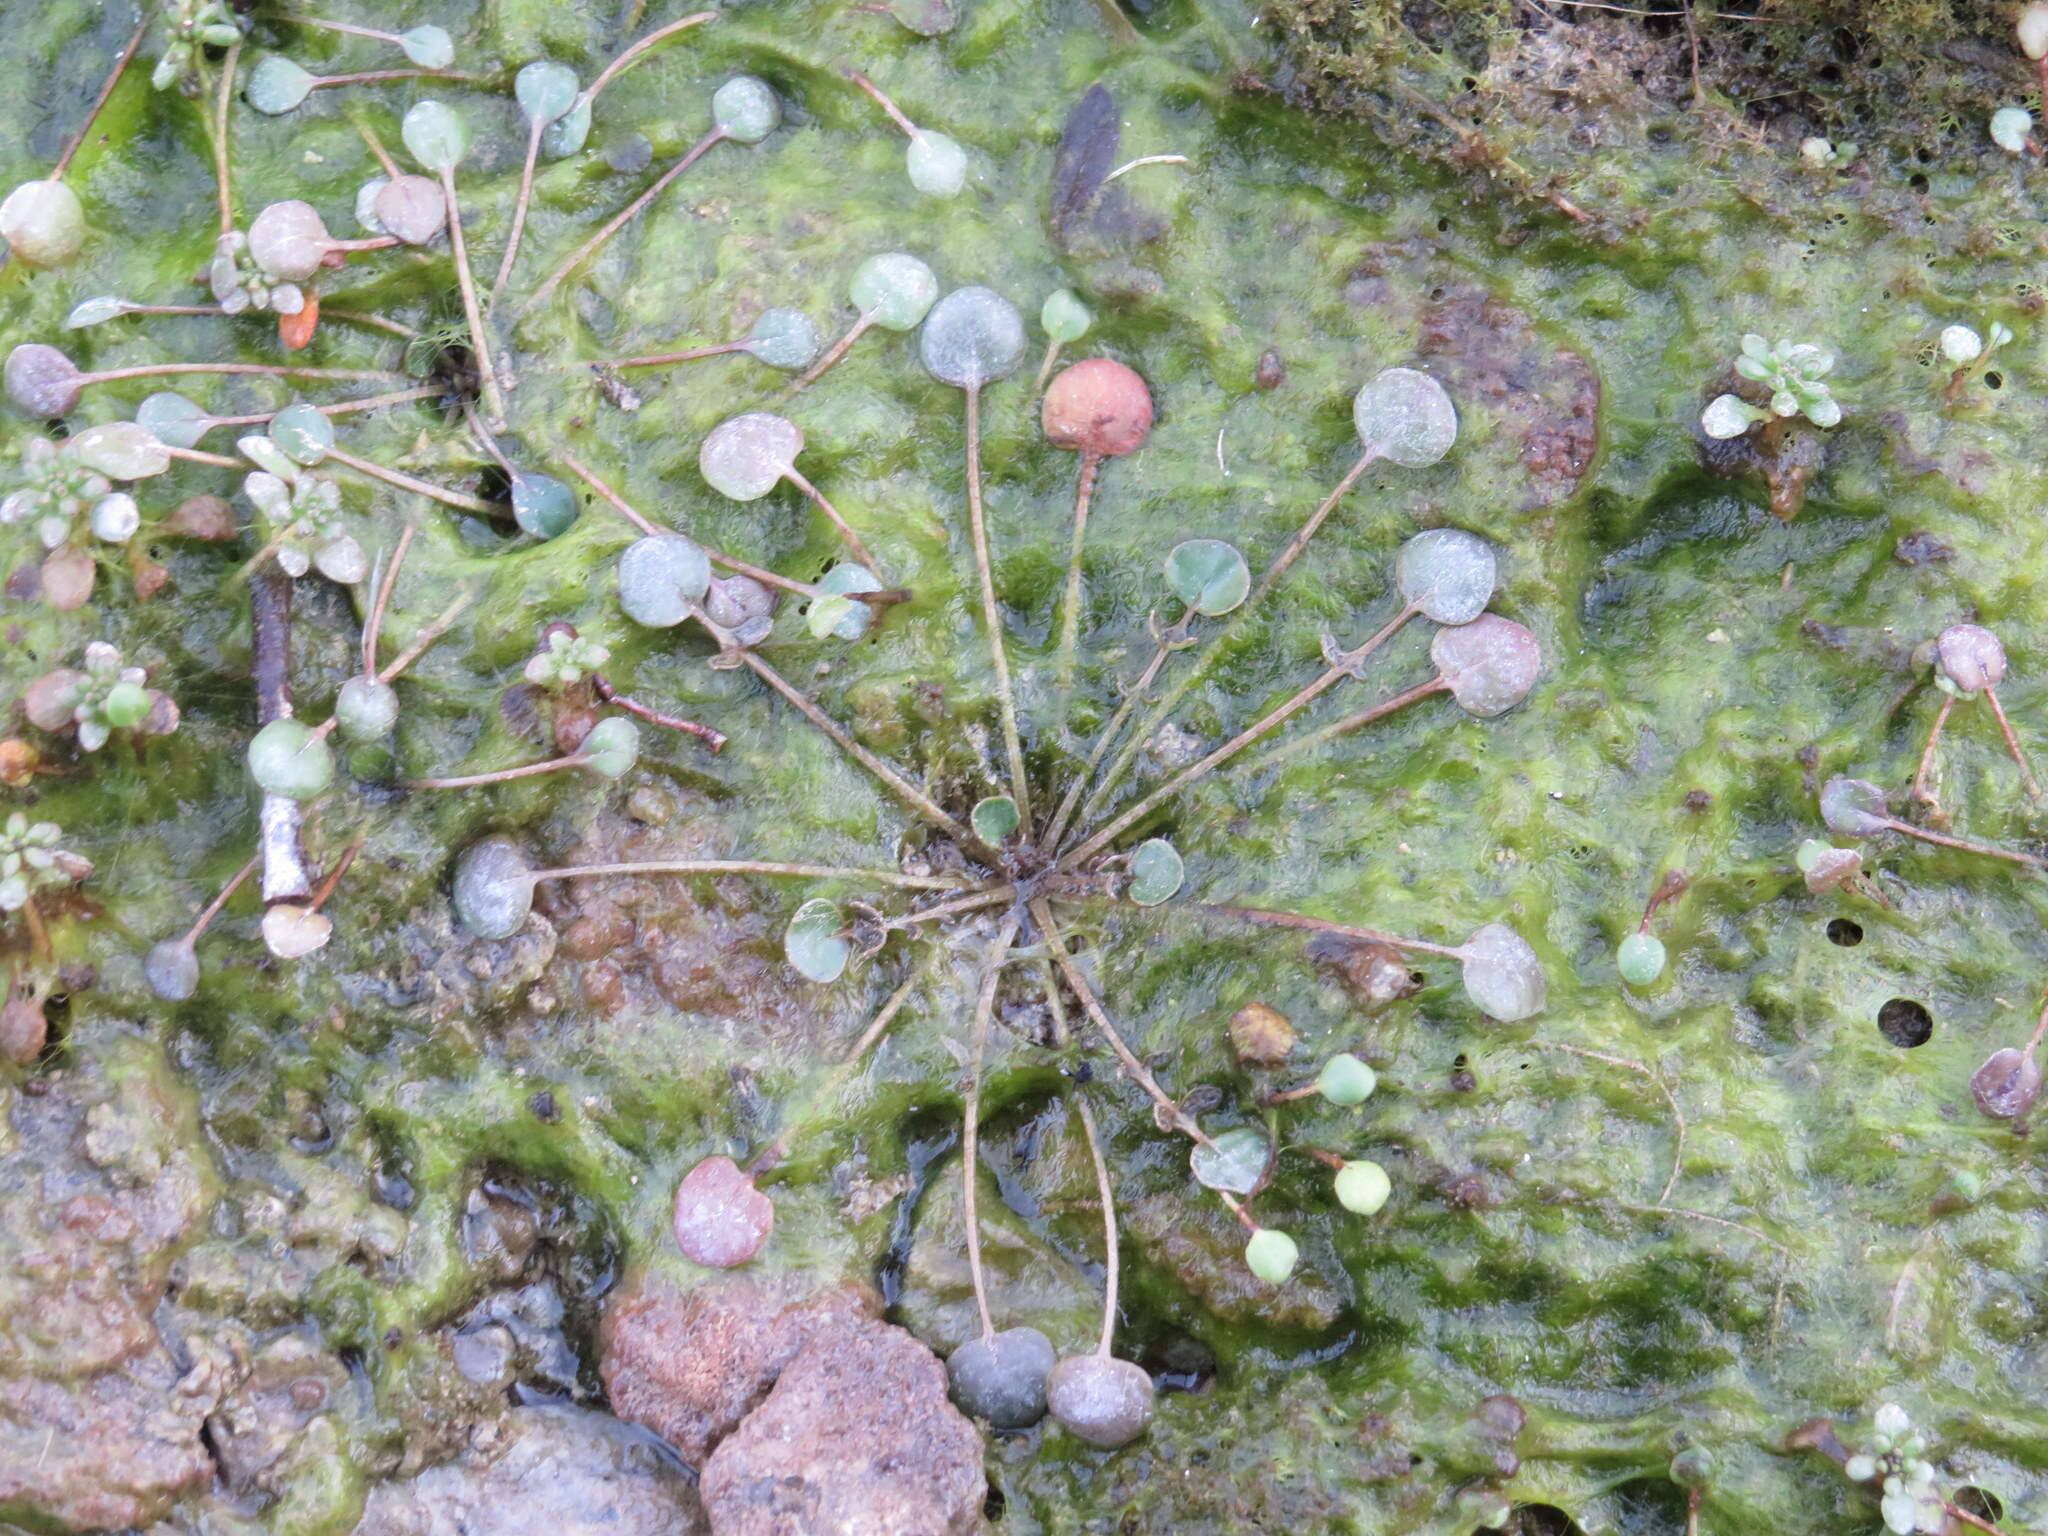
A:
3,0,2048,1531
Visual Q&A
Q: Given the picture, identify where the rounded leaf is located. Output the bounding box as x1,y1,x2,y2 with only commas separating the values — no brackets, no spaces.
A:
144,940,199,1001
1935,623,2006,694
65,295,136,330
699,413,801,501
1127,837,1183,906
743,307,821,370
971,794,1019,844
1396,528,1497,626
851,252,940,331
516,60,581,126
581,716,639,779
511,471,578,539
247,718,335,801
335,676,399,742
1459,922,1545,1021
907,130,967,195
1316,1052,1377,1106
248,199,330,282
1164,539,1249,616
1971,1046,2043,1120
398,24,454,69
948,1327,1053,1429
1616,931,1667,988
1190,1125,1269,1194
1335,1159,1392,1215
452,837,535,940
6,344,84,417
1046,1355,1153,1449
785,897,849,983
807,562,883,641
712,75,781,144
1820,776,1890,839
69,422,169,481
268,402,334,466
1992,106,2034,154
672,1155,773,1268
0,179,86,267
1353,366,1458,468
1041,287,1091,343
618,535,712,628
920,286,1026,389
1244,1227,1299,1285
90,493,140,543
402,100,469,171
1430,615,1540,717
246,56,317,115
375,175,447,245
1042,357,1153,458
541,96,593,158
261,903,333,960
138,391,212,448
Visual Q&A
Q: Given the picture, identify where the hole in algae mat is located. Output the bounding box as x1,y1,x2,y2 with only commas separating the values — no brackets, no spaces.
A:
1827,917,1864,947
1954,1488,2005,1523
1878,997,1934,1047
1495,1505,1587,1536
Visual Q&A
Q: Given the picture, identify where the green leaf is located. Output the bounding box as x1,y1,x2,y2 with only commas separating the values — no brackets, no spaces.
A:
1164,539,1249,617
402,100,469,171
785,897,849,983
971,795,1019,843
1127,838,1183,906
399,25,454,69
1190,1127,1269,1194
246,56,315,115
515,61,581,127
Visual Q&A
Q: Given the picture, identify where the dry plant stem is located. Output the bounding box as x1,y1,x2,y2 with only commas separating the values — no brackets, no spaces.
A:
842,969,923,1064
1054,453,1102,703
735,649,977,845
783,467,883,577
1032,339,1062,396
310,586,476,739
597,340,750,369
435,166,505,426
312,68,469,91
1943,1504,2010,1536
1532,1040,1685,1205
1615,1201,1788,1257
318,308,420,341
321,441,494,513
1882,816,2047,868
845,71,919,138
1104,153,1189,181
250,567,314,904
489,117,547,310
1045,602,1197,850
590,676,727,750
1239,675,1447,776
52,10,152,181
80,361,403,390
1983,686,2041,798
878,884,1015,934
353,118,403,179
526,859,966,891
207,386,442,431
213,42,241,233
1075,1089,1121,1354
306,834,364,911
963,915,1024,1340
364,524,417,673
180,853,262,947
964,386,1033,832
785,310,876,394
406,754,595,789
581,12,717,108
525,129,728,310
298,17,412,46
1032,897,1213,1146
1913,694,1954,811
1076,449,1384,836
1192,902,1464,960
164,445,242,469
18,899,49,961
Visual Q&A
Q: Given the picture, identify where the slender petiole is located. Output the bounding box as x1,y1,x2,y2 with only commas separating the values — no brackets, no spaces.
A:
51,11,152,182
1032,896,1213,1146
178,852,263,948
1063,606,1419,866
321,441,494,513
1053,451,1104,703
1032,338,1063,398
580,12,717,112
963,384,1033,833
1236,674,1447,777
1913,693,1955,815
962,916,1024,1340
1045,602,1196,851
433,163,505,425
1984,686,2041,799
589,339,752,370
1076,1088,1121,1355
590,675,728,751
405,752,600,790
1878,815,2047,869
527,858,967,890
748,968,926,1178
1191,902,1470,961
784,308,877,395
845,70,920,140
877,884,1015,935
783,465,884,579
525,128,730,310
78,360,405,391
364,524,417,674
489,116,546,310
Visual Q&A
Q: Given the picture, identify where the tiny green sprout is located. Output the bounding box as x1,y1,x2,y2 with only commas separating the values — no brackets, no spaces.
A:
242,464,365,584
1042,288,1091,344
1243,1227,1299,1285
806,563,884,640
247,718,336,801
1164,539,1250,617
402,100,470,173
618,536,713,629
3,434,148,553
28,642,173,752
0,180,86,268
1317,1052,1377,1106
210,229,307,316
1704,334,1843,437
1617,932,1667,988
245,57,316,115
0,812,90,914
154,0,244,93
785,897,850,983
525,629,611,690
1938,319,2014,403
1799,136,1856,169
1844,1405,1947,1536
1190,1126,1269,1194
1991,106,2036,156
1127,837,1183,906
1334,1158,1392,1215
971,795,1020,844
